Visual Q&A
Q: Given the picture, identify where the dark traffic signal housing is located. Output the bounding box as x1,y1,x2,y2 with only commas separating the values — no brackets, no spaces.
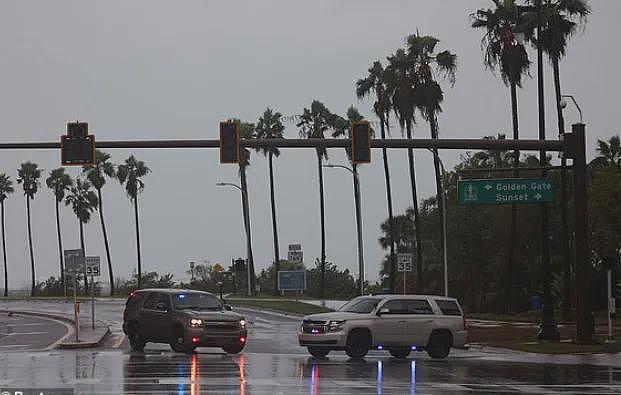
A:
61,121,95,166
220,121,240,164
351,121,371,164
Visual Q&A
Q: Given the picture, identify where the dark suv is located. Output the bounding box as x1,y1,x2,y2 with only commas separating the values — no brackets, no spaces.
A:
123,289,248,354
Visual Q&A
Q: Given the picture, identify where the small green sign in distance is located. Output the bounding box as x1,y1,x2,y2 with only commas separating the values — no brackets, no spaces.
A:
458,178,555,205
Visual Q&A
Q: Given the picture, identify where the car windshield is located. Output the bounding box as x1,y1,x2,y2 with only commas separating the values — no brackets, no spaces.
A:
173,292,222,311
338,298,380,314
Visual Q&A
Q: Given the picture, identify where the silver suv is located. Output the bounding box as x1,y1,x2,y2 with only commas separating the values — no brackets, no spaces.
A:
298,294,467,359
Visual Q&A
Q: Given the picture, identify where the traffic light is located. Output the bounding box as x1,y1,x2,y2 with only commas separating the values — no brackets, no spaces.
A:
61,121,95,166
351,121,371,164
234,258,246,272
220,121,240,164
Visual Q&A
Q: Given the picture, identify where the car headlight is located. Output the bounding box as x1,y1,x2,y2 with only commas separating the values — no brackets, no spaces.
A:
189,318,203,327
239,319,246,328
327,320,346,332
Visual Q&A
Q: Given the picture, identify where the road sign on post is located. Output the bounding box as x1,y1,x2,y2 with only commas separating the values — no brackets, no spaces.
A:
64,249,85,276
397,253,412,272
458,178,555,205
85,256,101,277
278,270,306,291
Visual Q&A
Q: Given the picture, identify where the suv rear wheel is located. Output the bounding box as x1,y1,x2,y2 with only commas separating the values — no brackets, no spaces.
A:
127,322,146,352
426,331,452,359
345,330,370,359
222,342,245,354
389,348,410,359
307,347,330,358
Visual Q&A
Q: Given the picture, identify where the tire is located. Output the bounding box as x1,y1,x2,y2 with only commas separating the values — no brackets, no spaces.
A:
127,322,146,352
307,347,330,358
169,325,195,354
222,342,245,354
345,330,370,359
389,348,410,359
426,332,452,359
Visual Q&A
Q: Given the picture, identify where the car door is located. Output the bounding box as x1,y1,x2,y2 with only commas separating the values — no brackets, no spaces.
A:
373,300,410,346
403,298,436,347
140,292,171,342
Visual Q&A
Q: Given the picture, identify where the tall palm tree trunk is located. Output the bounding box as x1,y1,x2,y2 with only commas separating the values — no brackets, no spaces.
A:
268,152,280,294
133,197,142,289
352,163,364,295
405,123,423,293
552,57,571,318
79,219,89,295
54,200,65,294
2,201,7,297
380,118,397,295
499,81,520,313
26,197,36,297
316,152,327,299
429,116,445,295
240,166,255,293
97,188,114,296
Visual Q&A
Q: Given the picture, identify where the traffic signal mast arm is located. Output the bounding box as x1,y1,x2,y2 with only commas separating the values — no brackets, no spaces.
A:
0,138,566,153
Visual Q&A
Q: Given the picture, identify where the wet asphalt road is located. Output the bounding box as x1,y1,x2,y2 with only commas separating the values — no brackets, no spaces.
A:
0,312,69,351
1,300,621,394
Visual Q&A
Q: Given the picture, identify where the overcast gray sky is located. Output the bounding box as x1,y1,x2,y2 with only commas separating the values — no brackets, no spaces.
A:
0,0,618,290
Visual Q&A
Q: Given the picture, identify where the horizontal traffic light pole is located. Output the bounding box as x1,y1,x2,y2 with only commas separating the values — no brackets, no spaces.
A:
0,138,565,151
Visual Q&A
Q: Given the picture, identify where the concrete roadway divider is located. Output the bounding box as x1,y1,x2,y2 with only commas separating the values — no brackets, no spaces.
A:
0,308,110,349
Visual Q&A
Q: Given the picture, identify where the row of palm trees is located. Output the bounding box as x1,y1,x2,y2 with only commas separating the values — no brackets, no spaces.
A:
0,155,149,296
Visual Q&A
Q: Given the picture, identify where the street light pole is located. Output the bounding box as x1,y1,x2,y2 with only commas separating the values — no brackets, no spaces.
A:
216,182,252,297
324,164,365,295
426,150,448,297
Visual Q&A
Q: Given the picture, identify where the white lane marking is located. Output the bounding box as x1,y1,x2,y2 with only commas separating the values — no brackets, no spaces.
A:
0,344,28,348
45,317,74,350
67,378,101,384
0,379,13,385
7,322,47,326
7,331,48,335
112,333,126,348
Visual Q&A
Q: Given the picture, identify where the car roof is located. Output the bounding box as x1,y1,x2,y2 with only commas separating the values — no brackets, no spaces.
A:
364,294,460,302
135,288,216,296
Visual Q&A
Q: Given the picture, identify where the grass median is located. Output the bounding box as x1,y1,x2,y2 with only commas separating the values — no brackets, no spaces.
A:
229,299,333,316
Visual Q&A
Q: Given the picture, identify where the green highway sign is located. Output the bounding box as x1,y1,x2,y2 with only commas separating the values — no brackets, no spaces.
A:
458,178,555,205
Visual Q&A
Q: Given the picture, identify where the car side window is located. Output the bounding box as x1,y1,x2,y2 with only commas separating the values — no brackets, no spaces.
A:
381,300,407,314
156,293,171,311
142,292,159,310
404,299,434,315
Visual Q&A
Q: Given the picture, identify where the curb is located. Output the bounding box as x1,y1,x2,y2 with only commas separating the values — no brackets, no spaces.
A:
57,327,111,349
1,309,110,349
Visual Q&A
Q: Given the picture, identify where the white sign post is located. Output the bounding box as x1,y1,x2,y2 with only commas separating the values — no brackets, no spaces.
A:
397,253,413,295
64,249,84,342
86,256,101,330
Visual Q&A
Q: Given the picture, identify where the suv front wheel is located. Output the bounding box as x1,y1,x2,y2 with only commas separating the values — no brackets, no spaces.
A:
127,322,146,352
345,330,370,359
222,342,245,354
307,347,330,358
426,331,452,359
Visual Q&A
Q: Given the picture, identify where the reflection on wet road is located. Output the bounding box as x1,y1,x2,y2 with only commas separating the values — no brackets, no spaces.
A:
2,302,621,394
1,350,621,394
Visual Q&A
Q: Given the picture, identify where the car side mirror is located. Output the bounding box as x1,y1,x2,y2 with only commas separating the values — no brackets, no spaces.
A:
224,304,233,311
156,302,168,312
377,308,389,316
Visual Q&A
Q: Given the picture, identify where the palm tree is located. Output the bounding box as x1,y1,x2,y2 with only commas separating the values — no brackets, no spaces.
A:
472,0,531,312
46,168,73,294
591,135,621,169
117,156,150,289
297,100,343,299
254,109,285,293
83,150,116,295
407,32,457,295
65,178,98,294
238,121,257,294
17,162,41,297
523,0,590,318
356,61,398,293
385,48,425,292
0,174,14,297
